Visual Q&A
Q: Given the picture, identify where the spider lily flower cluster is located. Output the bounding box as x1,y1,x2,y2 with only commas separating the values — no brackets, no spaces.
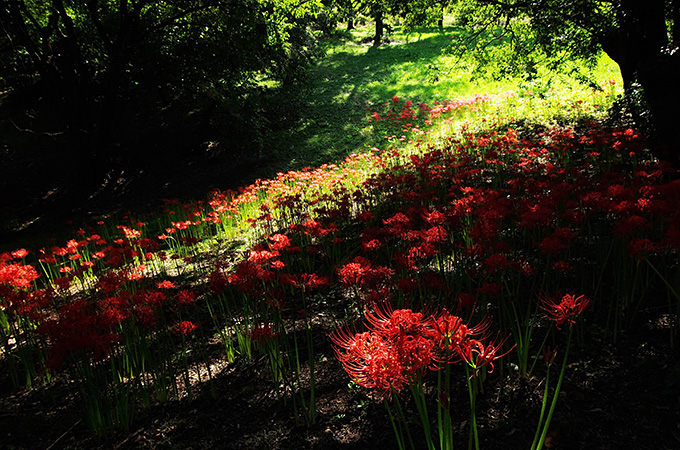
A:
332,304,512,396
332,303,513,450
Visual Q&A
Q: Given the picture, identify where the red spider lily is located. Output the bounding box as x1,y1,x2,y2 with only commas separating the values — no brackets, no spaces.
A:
156,280,176,289
540,294,591,329
53,276,71,292
627,238,658,259
0,262,40,289
331,328,407,399
296,273,329,291
543,346,557,365
432,309,491,358
251,323,277,345
176,320,198,335
458,334,515,375
268,233,291,251
39,299,121,371
364,303,434,342
209,268,229,294
248,246,279,265
332,304,442,399
176,290,197,307
11,248,29,259
337,256,371,287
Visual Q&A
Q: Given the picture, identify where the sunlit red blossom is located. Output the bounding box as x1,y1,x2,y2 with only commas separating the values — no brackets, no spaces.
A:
540,294,591,329
383,212,412,238
432,311,467,357
302,219,329,236
249,245,279,265
338,257,372,287
176,320,198,335
269,260,285,270
458,335,515,374
172,220,193,230
423,210,446,225
157,280,176,289
0,262,40,288
251,323,277,345
333,305,440,396
11,249,28,259
268,233,292,251
422,225,448,244
364,304,435,342
118,225,142,240
52,246,69,257
331,328,407,399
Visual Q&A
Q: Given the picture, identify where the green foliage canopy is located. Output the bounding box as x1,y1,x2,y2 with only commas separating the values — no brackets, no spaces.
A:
451,0,680,163
0,0,324,190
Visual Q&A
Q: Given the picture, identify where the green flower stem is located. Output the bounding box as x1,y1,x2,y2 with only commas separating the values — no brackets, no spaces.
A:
437,363,454,450
536,325,573,449
530,363,551,450
409,379,435,450
465,366,480,450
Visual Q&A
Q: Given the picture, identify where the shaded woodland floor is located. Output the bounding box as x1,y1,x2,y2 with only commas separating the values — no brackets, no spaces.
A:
1,312,679,450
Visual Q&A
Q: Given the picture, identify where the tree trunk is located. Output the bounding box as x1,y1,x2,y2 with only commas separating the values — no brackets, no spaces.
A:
373,10,384,46
600,0,680,165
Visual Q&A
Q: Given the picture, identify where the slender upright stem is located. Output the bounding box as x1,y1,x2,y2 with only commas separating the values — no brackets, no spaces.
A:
530,364,551,450
465,366,480,450
536,325,573,449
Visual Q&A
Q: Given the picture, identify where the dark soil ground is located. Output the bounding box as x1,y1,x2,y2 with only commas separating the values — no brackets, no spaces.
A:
1,311,679,450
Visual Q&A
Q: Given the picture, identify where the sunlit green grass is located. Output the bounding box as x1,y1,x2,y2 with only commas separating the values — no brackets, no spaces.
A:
265,19,622,176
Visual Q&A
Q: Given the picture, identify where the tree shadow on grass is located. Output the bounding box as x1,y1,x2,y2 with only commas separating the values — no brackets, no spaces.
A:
264,26,479,174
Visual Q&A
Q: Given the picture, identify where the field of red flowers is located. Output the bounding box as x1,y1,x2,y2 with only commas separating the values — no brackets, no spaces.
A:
1,92,679,449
